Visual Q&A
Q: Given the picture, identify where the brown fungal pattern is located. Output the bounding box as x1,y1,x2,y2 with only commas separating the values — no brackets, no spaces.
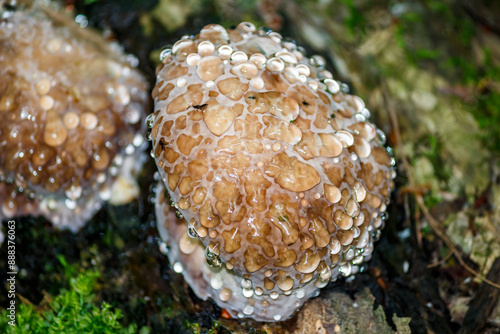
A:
152,23,395,321
0,6,148,230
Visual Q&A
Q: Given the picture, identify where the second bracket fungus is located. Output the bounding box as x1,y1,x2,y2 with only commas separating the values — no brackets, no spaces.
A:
152,22,396,321
0,4,149,230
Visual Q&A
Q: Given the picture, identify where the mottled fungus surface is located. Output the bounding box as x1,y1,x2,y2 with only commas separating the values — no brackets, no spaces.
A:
0,5,149,230
152,22,395,321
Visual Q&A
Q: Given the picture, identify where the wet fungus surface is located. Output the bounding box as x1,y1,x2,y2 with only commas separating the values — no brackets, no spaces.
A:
150,22,396,322
0,5,149,230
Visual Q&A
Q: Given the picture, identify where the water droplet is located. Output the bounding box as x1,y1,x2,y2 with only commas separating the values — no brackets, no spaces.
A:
187,226,198,238
361,107,371,119
243,304,254,315
210,273,223,289
241,279,252,289
315,277,328,288
65,185,82,200
319,267,331,282
344,246,355,261
340,83,350,93
355,113,366,122
270,291,279,300
339,262,352,277
75,14,88,28
390,157,396,166
318,70,333,79
173,262,184,273
145,113,156,128
65,199,77,210
198,41,215,56
310,55,326,68
175,210,183,219
323,79,340,94
231,51,248,63
376,129,386,145
381,212,388,221
148,195,156,204
352,255,364,265
159,46,172,61
98,186,112,201
205,247,222,269
159,241,170,255
124,144,135,155
133,133,145,147
242,288,254,298
258,26,272,36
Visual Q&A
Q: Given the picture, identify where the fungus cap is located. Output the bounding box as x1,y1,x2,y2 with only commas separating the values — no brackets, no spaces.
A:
152,22,395,321
0,4,149,230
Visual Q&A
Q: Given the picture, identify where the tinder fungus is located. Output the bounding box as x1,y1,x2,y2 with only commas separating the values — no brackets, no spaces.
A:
0,4,148,230
152,22,395,321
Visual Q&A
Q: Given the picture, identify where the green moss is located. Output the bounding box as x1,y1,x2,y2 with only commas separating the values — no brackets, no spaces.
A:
0,267,141,333
183,320,202,333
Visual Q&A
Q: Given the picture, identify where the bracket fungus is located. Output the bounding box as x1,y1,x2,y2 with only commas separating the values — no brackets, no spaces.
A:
151,22,396,321
0,4,149,230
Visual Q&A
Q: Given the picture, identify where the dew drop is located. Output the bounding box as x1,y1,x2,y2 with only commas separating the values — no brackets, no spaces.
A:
205,247,222,269
65,199,77,210
376,129,386,145
243,304,254,315
210,273,223,289
241,279,252,289
173,262,184,273
145,113,156,128
187,226,198,238
159,241,170,255
309,55,326,68
242,288,254,298
159,46,172,61
340,83,350,93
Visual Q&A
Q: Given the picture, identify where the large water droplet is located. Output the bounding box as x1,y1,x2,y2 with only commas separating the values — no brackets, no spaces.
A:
242,288,254,298
159,46,172,61
145,113,156,128
376,129,386,145
205,247,222,269
159,241,170,255
243,304,254,315
241,279,252,289
310,55,326,69
173,262,184,273
372,229,382,241
187,226,198,238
